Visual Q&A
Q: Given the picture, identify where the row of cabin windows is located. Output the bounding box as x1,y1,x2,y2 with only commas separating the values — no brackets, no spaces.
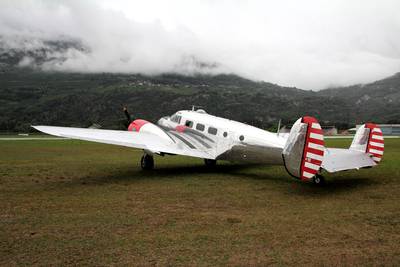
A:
184,119,221,136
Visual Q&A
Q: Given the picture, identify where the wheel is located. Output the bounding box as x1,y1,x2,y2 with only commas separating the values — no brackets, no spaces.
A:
204,159,217,167
313,174,326,186
141,154,154,170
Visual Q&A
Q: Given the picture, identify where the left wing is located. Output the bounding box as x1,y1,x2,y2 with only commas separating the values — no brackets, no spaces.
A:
32,126,216,159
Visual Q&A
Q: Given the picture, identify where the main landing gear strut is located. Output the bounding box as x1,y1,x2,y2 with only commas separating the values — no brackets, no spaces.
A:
141,154,154,170
204,159,217,167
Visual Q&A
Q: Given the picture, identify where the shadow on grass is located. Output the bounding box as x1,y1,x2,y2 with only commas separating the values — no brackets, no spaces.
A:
61,162,379,195
290,177,379,195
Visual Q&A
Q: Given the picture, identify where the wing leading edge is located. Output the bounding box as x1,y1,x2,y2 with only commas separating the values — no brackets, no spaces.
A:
32,126,215,159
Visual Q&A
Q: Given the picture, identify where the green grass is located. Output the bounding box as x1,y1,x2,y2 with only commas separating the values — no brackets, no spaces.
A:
1,139,399,266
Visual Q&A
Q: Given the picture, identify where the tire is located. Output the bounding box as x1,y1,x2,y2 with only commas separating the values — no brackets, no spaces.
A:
204,159,217,167
141,154,154,170
313,174,326,186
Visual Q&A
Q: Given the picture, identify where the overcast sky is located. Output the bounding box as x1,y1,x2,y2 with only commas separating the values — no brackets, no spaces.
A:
1,0,400,90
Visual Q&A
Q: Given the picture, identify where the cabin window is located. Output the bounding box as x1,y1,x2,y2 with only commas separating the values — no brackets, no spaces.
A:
223,132,228,137
196,123,205,131
208,127,218,135
185,120,193,128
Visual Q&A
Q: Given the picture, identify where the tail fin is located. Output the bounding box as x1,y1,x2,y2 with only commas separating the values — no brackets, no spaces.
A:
350,123,384,164
282,116,325,181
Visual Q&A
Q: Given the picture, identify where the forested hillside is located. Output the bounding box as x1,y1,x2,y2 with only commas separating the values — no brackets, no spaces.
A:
1,68,399,132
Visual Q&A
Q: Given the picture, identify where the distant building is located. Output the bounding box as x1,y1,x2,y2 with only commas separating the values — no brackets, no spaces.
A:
321,126,338,136
354,124,400,136
279,125,338,135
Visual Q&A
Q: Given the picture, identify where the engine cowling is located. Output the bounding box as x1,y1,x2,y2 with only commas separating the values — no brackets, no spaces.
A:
128,119,173,143
282,116,325,181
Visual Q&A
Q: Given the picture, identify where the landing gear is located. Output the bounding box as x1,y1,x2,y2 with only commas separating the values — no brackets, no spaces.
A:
313,174,326,186
204,159,217,167
141,154,154,170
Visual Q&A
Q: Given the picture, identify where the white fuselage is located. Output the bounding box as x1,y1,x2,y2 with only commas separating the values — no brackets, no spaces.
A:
158,110,287,164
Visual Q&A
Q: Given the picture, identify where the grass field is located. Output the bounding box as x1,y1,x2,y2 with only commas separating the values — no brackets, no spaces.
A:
1,138,399,266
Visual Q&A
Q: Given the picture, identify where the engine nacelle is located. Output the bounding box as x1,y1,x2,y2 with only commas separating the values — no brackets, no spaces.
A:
128,119,173,143
282,116,325,181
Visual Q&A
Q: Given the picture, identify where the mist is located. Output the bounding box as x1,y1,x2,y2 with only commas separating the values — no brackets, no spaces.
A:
1,0,400,90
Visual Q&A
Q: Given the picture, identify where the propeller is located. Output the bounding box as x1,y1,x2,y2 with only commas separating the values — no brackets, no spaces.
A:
123,106,133,128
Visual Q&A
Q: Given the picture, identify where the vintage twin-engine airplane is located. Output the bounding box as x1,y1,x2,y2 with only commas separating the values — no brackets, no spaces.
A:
33,108,384,185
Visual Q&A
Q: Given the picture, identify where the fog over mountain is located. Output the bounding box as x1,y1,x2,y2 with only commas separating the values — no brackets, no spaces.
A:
1,0,400,90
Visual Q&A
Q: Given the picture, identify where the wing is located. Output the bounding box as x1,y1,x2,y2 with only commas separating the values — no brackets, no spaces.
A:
322,147,376,173
32,126,216,159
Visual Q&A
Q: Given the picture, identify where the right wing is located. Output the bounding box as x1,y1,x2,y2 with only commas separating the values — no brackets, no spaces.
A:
32,126,216,159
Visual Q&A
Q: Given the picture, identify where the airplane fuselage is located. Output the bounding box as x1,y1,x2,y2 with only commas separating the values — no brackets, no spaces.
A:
157,110,287,164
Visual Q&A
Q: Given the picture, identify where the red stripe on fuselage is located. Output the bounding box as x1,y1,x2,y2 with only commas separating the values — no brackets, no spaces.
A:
175,125,188,133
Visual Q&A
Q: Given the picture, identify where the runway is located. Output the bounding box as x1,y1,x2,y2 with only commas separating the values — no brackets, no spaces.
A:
0,137,68,141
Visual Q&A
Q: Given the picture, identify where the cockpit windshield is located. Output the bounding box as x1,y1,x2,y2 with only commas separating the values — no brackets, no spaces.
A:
170,114,182,124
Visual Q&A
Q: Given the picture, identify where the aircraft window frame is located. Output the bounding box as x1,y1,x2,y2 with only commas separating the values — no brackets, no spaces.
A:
185,120,194,128
196,123,205,131
208,126,218,135
170,115,182,124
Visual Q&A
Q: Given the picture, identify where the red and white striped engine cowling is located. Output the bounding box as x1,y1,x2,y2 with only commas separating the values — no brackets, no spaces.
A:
128,119,172,142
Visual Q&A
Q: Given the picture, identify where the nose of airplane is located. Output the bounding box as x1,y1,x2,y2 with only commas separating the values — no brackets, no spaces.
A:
157,116,171,128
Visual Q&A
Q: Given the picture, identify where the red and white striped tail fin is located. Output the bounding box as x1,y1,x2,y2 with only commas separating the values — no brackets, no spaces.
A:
301,117,325,180
366,123,384,163
350,123,384,164
282,116,325,182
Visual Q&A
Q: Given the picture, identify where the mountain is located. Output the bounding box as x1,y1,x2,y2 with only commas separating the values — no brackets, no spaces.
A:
0,39,399,132
0,36,88,70
318,72,400,123
0,70,322,132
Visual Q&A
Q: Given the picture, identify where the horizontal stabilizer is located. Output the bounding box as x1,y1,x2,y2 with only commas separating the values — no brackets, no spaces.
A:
321,123,383,172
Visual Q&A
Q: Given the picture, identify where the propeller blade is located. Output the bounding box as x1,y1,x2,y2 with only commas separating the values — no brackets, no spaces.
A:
123,106,132,123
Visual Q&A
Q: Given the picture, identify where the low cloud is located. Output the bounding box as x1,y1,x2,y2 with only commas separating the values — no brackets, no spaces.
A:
1,0,400,90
